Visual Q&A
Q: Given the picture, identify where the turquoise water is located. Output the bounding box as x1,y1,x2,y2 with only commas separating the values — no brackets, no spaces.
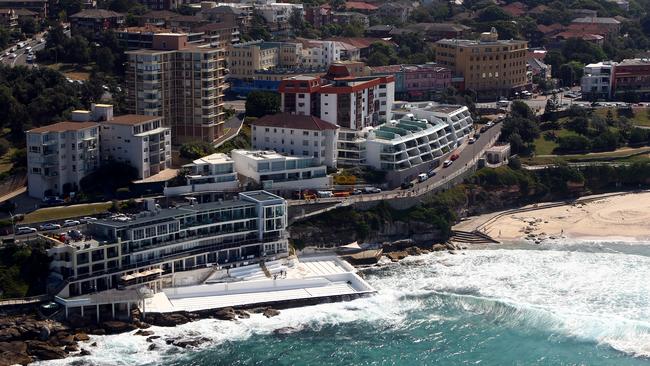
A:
47,243,650,366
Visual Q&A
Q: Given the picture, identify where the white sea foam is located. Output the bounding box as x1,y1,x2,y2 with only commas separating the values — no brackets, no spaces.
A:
35,246,650,364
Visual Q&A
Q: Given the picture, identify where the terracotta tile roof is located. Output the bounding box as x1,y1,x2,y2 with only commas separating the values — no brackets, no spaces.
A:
28,122,98,133
502,1,527,17
252,113,338,131
322,37,393,49
344,1,378,11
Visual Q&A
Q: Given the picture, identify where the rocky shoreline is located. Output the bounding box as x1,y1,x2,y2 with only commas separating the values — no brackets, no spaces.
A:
0,305,285,365
381,238,467,262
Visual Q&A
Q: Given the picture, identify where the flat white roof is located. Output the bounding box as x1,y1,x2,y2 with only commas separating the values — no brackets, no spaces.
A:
188,152,233,166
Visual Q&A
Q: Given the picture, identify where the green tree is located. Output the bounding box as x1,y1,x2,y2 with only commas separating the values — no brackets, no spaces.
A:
95,47,115,73
478,5,511,22
565,116,590,134
179,142,216,160
557,135,592,153
559,64,576,87
245,91,280,117
18,17,39,35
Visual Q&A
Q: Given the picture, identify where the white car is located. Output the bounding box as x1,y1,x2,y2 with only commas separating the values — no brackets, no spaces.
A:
39,223,62,231
9,53,16,59
443,160,453,168
80,216,97,223
39,38,45,43
16,227,37,235
63,219,80,227
363,187,381,194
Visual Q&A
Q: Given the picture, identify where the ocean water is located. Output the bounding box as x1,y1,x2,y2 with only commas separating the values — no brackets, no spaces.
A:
43,242,650,366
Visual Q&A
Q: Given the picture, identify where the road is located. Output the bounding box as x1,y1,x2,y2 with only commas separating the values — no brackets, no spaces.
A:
1,35,46,68
476,88,590,113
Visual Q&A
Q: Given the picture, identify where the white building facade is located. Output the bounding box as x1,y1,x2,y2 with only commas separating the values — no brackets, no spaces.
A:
231,149,330,190
27,122,100,199
164,153,239,196
250,113,339,168
581,61,615,99
100,113,172,179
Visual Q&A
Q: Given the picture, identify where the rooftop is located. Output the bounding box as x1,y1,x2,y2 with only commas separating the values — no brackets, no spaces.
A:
28,121,98,134
252,113,338,131
344,1,378,11
106,114,162,126
187,152,233,166
239,190,284,203
436,38,527,46
70,9,124,18
572,17,620,24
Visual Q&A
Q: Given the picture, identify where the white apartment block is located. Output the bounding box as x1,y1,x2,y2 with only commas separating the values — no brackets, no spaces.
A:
99,113,172,179
231,149,330,190
27,122,100,199
581,61,615,99
164,153,239,196
27,103,173,199
250,113,339,168
47,191,289,301
300,40,341,68
365,115,464,171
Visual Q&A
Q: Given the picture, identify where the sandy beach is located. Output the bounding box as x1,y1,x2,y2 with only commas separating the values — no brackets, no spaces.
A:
461,191,650,243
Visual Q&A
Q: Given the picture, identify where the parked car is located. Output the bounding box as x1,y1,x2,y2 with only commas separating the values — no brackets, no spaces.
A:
67,230,83,240
39,223,61,231
443,160,453,168
316,191,333,198
16,227,37,235
486,121,495,128
450,153,460,161
351,189,363,195
468,137,476,144
496,100,510,108
418,173,429,182
363,187,381,194
427,171,437,178
473,132,481,139
400,181,414,189
80,216,97,223
63,220,80,227
9,53,16,59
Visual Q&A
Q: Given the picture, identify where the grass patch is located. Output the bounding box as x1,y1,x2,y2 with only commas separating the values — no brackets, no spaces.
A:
594,107,650,127
44,63,92,81
523,147,650,165
534,129,580,155
23,202,112,224
0,147,15,174
216,124,251,153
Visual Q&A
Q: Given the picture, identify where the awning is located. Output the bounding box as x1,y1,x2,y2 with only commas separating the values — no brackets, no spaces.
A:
121,268,164,281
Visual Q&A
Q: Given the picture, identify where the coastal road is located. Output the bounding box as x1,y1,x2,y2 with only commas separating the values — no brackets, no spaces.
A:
1,35,46,68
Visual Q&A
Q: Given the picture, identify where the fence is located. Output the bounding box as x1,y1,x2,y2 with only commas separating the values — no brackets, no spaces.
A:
0,294,51,307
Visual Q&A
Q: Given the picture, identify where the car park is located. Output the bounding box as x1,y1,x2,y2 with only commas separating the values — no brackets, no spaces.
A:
39,223,62,231
16,227,37,235
63,220,80,227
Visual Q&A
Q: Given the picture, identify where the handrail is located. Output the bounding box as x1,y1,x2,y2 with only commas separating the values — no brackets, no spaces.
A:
0,294,51,307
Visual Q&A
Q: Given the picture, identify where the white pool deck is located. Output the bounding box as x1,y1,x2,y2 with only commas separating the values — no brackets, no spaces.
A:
143,256,376,313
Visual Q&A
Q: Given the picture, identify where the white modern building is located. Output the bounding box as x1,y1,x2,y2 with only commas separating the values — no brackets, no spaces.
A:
364,115,459,171
231,149,330,190
98,107,172,179
251,113,339,168
47,191,289,302
164,153,239,196
27,121,100,199
581,61,615,99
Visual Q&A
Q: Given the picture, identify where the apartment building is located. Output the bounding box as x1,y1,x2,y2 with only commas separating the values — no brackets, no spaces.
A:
126,33,226,144
570,17,621,36
298,40,341,68
337,103,472,171
0,9,17,28
279,64,395,131
232,149,330,190
47,191,289,299
611,59,650,99
164,152,239,197
250,113,339,168
0,0,47,18
227,40,282,80
434,28,529,99
99,112,172,179
255,2,303,34
229,66,326,96
69,9,125,37
27,121,100,199
581,62,615,99
370,63,452,101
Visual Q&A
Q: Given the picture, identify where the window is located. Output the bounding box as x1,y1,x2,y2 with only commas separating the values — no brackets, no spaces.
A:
302,140,309,146
303,131,309,136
